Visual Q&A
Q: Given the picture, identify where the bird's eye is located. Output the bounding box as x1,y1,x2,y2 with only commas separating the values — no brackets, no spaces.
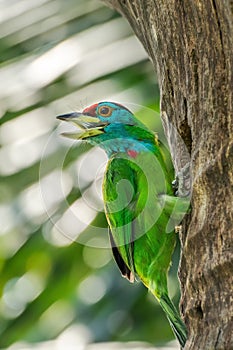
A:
98,106,113,117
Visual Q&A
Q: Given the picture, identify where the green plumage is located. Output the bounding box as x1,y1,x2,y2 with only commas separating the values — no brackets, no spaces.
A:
103,150,187,347
57,101,189,347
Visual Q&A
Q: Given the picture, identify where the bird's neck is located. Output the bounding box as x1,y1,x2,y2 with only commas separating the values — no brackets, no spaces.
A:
103,138,155,158
88,124,156,158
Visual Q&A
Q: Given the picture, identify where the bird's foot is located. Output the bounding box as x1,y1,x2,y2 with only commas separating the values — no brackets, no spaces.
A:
175,225,182,233
173,163,191,198
172,177,179,196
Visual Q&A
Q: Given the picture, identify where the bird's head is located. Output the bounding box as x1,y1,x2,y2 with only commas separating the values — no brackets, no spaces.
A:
57,101,145,140
57,101,156,156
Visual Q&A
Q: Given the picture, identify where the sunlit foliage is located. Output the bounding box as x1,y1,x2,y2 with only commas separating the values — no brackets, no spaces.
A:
0,1,180,348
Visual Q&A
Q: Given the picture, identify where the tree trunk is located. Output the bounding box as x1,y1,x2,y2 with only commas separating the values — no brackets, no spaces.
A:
102,1,233,349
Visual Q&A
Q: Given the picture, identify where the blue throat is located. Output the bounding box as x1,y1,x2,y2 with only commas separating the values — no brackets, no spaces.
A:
87,123,156,158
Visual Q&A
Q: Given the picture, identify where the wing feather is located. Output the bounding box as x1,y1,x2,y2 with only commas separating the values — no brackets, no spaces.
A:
109,228,134,282
103,157,138,279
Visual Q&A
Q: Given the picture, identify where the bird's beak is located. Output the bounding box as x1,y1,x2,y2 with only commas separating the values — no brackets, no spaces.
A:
56,112,108,139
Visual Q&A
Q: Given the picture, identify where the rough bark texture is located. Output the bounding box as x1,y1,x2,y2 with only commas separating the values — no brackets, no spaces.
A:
103,1,233,349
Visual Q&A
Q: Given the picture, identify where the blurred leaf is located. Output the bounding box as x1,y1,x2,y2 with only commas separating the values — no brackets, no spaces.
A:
0,0,179,349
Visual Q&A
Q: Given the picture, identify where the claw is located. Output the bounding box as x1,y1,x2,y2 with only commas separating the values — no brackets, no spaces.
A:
172,177,179,196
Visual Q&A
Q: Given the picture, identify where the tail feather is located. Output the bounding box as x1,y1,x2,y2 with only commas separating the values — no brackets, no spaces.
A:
160,294,187,348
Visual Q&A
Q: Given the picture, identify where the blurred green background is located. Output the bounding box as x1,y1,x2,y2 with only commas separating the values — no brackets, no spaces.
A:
0,0,180,349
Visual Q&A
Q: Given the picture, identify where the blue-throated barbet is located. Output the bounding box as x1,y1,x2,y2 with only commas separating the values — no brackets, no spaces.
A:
57,102,188,347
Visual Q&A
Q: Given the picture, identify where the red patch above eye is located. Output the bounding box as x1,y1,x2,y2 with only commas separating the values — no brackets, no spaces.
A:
127,149,138,158
83,103,98,116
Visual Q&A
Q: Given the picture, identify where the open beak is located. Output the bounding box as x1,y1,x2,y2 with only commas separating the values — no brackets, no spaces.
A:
56,112,108,139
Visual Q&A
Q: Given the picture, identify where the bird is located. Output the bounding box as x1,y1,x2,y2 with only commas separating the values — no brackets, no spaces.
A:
57,101,188,347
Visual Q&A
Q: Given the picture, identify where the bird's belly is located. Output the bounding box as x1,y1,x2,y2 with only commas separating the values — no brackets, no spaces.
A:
132,226,176,288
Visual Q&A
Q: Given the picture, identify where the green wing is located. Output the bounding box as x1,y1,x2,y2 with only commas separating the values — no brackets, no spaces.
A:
103,156,139,281
103,150,168,281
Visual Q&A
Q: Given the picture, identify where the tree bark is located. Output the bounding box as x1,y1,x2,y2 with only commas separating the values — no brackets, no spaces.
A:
102,1,233,349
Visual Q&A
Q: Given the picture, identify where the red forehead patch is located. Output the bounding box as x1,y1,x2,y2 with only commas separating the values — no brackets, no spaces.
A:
83,103,98,116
